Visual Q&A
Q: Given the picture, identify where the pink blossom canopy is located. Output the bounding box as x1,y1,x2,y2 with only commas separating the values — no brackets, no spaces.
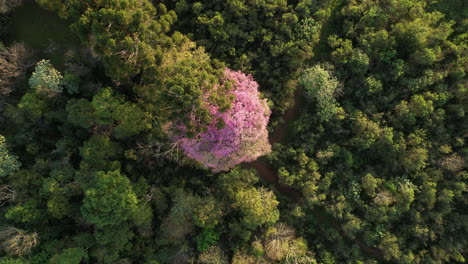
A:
178,69,272,172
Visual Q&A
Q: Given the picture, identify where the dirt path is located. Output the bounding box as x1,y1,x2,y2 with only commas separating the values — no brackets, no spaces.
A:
246,87,385,260
269,87,304,144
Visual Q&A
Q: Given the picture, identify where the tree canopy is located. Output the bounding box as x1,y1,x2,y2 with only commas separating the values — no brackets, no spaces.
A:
0,0,466,263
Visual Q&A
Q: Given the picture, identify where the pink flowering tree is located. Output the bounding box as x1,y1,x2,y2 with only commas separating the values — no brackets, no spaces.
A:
177,69,271,172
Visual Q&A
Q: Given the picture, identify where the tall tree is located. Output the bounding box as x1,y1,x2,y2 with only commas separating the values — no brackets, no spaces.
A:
177,69,271,172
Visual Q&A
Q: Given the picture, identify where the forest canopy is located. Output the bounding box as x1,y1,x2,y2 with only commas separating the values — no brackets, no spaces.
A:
0,0,466,263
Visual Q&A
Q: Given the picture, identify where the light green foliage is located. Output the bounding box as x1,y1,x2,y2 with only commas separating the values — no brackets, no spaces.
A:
401,147,428,172
41,173,73,216
361,174,380,197
28,60,63,95
50,248,87,264
269,145,327,204
351,111,393,150
250,240,264,257
408,94,434,118
81,170,137,228
193,196,223,229
67,88,149,137
299,65,343,122
217,168,279,229
0,135,20,177
378,234,401,261
217,167,259,194
233,187,279,229
5,200,42,225
274,147,320,187
365,76,383,94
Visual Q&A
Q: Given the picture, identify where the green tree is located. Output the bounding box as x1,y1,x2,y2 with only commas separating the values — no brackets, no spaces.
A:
137,37,230,136
159,189,199,244
91,87,123,125
81,170,137,228
79,135,122,171
5,200,43,225
299,65,344,122
66,98,95,129
193,196,223,229
378,233,402,261
17,92,47,120
92,224,134,264
89,88,150,138
195,229,220,252
28,60,63,95
50,248,87,264
113,102,150,139
233,187,279,229
0,135,20,178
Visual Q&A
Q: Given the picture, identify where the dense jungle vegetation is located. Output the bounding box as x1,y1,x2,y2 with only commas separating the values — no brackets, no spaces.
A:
0,0,466,263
